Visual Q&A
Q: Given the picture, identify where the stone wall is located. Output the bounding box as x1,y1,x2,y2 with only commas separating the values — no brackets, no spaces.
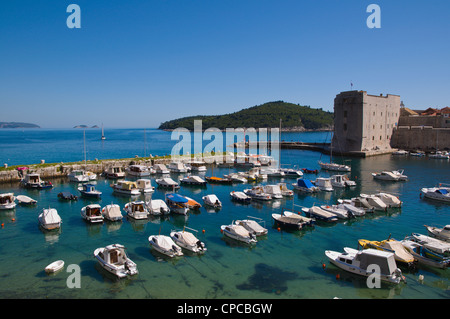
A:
391,127,450,151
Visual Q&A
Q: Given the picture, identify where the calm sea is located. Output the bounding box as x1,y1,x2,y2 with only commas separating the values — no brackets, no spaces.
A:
0,128,449,300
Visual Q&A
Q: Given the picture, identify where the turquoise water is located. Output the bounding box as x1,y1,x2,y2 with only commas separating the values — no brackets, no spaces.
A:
0,129,449,299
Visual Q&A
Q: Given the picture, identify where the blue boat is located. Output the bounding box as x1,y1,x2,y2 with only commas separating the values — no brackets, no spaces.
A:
78,184,102,198
165,193,189,215
292,179,319,193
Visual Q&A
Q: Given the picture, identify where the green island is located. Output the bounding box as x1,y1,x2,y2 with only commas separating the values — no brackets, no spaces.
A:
158,101,333,131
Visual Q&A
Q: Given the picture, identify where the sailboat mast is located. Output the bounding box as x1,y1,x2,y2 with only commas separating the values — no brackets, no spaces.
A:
83,130,87,168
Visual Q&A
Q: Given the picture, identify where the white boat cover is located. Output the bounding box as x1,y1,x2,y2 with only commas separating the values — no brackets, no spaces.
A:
16,195,36,204
152,235,178,250
150,199,169,211
176,231,198,246
413,233,450,254
231,191,249,199
160,178,177,185
237,220,266,233
382,240,414,262
41,209,61,224
103,205,122,219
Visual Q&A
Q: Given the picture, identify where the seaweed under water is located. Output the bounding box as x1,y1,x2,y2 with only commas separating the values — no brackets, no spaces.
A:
236,263,298,294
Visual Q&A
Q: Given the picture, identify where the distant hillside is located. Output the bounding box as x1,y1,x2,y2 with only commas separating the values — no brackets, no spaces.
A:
73,125,99,129
158,101,333,131
0,122,40,128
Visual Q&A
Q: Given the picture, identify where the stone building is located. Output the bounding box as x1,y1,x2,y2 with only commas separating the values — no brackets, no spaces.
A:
332,90,401,155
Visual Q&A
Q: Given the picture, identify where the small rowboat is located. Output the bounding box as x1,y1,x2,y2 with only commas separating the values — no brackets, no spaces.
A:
16,195,37,205
45,260,64,274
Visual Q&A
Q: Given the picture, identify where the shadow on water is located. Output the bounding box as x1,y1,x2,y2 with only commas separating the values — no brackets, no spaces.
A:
236,263,298,294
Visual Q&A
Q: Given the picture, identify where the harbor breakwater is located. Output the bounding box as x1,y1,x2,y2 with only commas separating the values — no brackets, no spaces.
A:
0,155,228,184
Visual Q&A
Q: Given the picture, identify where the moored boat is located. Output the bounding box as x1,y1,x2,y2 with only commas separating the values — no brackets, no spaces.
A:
147,199,170,215
148,235,183,257
230,191,252,203
220,224,257,244
202,194,222,208
81,204,104,223
124,201,149,219
78,184,102,198
421,185,450,203
180,175,207,186
325,247,405,284
45,260,65,274
38,208,62,230
234,218,268,236
302,206,338,223
20,173,53,189
111,181,141,196
105,166,125,179
101,204,123,222
358,238,415,266
156,177,180,189
272,211,313,230
0,193,16,210
170,229,206,253
16,195,37,205
425,225,450,242
126,164,151,177
94,244,138,278
166,193,189,215
292,179,319,193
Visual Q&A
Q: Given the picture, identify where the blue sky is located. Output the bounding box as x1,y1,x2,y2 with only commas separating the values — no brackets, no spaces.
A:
1,0,449,128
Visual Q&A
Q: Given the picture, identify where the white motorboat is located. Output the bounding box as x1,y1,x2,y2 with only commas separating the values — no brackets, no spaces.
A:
156,177,180,189
312,177,333,192
392,169,408,181
223,173,247,183
272,211,314,230
259,167,285,178
126,164,151,177
220,224,257,244
94,244,138,278
230,191,252,203
38,208,62,230
425,225,450,242
170,230,207,253
429,151,450,159
359,194,388,211
325,247,405,284
0,193,16,210
101,204,123,222
411,233,450,257
180,175,207,186
421,185,450,203
202,194,222,208
302,206,338,223
338,197,375,213
81,204,104,223
234,218,268,236
318,161,351,172
67,169,90,183
292,179,319,193
262,185,283,199
148,235,183,257
336,203,365,217
124,201,148,219
372,171,402,181
330,175,356,188
45,260,64,274
147,199,170,215
401,239,449,269
187,161,207,172
105,166,125,179
362,192,402,208
136,179,155,194
244,186,272,201
166,193,189,215
16,195,37,205
277,183,294,197
20,173,53,189
111,181,141,196
392,150,408,155
78,184,102,198
86,171,97,181
320,205,350,219
279,167,303,178
153,164,170,174
168,162,188,173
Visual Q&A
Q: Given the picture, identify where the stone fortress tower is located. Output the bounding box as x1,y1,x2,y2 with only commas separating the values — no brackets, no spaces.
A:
332,90,401,156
